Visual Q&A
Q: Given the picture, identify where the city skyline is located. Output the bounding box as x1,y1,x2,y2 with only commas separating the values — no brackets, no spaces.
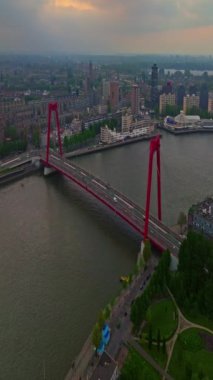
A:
1,0,213,55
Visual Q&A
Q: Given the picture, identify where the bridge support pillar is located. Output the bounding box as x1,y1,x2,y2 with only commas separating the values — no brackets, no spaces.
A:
32,157,41,168
137,240,145,266
44,166,56,176
170,255,178,271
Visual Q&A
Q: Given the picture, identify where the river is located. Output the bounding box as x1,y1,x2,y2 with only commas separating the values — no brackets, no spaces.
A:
0,130,213,379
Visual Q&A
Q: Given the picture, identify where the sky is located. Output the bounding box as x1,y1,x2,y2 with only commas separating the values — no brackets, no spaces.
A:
1,0,213,55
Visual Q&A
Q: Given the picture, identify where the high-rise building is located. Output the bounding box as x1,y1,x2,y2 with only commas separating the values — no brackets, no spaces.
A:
151,64,158,88
151,64,159,108
183,94,200,113
162,81,173,95
89,61,93,81
159,93,176,114
177,84,185,107
131,84,140,115
102,80,110,102
109,81,119,110
189,85,198,96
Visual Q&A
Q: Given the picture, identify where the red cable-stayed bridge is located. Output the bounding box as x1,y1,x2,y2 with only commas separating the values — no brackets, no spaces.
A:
40,103,183,256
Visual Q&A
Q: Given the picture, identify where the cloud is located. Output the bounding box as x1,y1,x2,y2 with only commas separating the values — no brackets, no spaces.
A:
0,0,213,53
54,0,97,11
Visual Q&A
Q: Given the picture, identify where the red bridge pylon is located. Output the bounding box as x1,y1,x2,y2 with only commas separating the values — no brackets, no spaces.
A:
46,102,63,163
144,135,162,240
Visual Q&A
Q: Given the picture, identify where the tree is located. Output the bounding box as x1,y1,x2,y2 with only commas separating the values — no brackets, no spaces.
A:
148,325,153,350
32,128,40,148
198,368,205,380
92,323,101,349
177,211,187,234
185,362,193,380
130,301,141,331
98,310,105,329
161,104,181,117
4,125,18,140
104,304,111,320
157,329,161,351
162,336,166,354
143,239,152,263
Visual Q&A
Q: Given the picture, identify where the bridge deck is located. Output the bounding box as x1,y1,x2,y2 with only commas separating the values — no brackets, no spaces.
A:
41,154,182,256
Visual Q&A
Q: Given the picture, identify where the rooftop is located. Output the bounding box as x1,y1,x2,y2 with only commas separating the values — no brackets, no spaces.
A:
90,351,117,380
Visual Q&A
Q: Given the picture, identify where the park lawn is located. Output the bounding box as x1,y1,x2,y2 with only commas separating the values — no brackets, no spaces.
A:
144,298,177,340
120,348,161,380
180,305,213,331
169,328,213,380
141,339,167,368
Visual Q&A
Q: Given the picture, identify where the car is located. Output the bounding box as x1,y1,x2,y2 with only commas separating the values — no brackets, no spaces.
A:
113,196,117,202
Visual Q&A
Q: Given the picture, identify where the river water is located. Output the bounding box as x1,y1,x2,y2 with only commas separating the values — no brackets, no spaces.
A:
0,131,213,379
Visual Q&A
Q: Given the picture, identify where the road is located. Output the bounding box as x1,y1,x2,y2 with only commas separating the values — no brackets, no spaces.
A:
41,153,183,256
0,150,40,169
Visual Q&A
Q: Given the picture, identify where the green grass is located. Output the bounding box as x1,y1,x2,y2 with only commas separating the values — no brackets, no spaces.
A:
180,305,213,331
141,339,167,368
120,348,161,380
169,328,213,380
144,298,178,340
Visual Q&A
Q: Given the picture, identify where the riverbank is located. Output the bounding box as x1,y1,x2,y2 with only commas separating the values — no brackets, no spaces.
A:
65,132,160,159
160,126,213,135
0,165,40,186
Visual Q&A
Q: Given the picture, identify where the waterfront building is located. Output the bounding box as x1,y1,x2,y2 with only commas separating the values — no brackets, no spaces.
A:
121,113,132,133
132,122,154,135
100,122,154,144
159,93,176,114
188,198,213,238
183,94,200,113
100,125,122,144
70,118,82,133
164,111,200,130
131,84,140,115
